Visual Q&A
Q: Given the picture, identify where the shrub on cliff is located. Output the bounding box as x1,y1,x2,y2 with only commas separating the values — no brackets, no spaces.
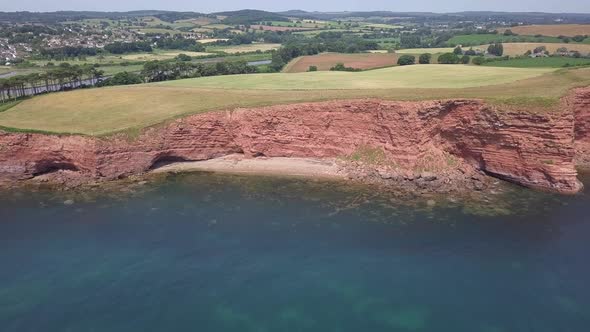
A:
397,55,416,66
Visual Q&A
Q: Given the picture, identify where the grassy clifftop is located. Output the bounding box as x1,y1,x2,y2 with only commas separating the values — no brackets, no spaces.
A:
0,65,588,136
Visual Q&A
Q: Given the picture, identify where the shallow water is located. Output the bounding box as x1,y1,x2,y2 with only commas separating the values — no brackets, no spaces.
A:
1,173,590,332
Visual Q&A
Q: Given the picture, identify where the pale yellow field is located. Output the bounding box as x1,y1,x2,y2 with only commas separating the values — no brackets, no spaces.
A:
121,52,213,61
488,43,590,56
176,17,219,26
399,43,590,57
208,43,281,54
499,24,590,37
395,48,458,54
169,65,553,90
132,28,187,35
197,39,229,44
363,23,403,29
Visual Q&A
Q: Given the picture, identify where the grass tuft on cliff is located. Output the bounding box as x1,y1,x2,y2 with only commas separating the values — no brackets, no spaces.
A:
0,65,588,136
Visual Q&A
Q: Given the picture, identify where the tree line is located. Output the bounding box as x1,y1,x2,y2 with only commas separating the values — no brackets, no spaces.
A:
0,56,261,102
0,63,103,102
269,33,380,71
139,59,257,82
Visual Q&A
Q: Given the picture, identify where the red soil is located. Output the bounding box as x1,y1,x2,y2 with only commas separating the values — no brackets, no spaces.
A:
284,53,400,73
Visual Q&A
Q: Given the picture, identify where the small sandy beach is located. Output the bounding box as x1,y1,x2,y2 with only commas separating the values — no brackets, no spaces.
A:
151,154,345,179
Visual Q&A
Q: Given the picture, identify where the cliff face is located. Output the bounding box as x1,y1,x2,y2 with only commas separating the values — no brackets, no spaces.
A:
0,95,587,194
573,87,590,168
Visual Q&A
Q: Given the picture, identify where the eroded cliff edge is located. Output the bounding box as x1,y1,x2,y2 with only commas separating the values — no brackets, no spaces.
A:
1,88,589,194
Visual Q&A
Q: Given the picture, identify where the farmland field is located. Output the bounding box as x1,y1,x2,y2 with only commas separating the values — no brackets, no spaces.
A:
176,17,219,26
250,25,311,31
448,34,566,46
196,38,228,44
362,23,403,29
207,43,281,54
293,28,364,36
395,47,457,54
495,43,590,56
28,49,217,66
499,24,590,37
132,28,188,35
283,53,400,72
121,51,213,61
162,65,553,90
99,64,144,75
201,24,234,30
1,65,583,135
483,57,590,68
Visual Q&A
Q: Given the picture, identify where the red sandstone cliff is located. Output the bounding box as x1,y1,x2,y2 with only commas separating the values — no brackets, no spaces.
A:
573,87,590,168
1,92,588,194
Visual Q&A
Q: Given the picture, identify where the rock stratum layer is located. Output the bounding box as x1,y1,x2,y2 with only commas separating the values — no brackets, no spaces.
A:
1,88,589,194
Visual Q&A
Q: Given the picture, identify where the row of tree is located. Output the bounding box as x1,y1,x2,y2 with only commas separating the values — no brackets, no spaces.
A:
0,64,104,102
140,60,257,82
38,36,208,60
104,41,153,54
396,53,471,66
39,46,100,60
269,34,380,71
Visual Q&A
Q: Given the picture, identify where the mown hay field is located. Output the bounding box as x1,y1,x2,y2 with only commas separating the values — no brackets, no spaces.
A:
283,53,400,72
207,43,281,54
395,48,457,54
167,65,553,90
1,66,588,136
499,24,590,37
121,51,214,61
483,57,590,68
497,43,590,56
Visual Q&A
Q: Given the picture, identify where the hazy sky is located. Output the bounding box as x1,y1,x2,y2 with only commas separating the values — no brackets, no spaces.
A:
2,0,589,13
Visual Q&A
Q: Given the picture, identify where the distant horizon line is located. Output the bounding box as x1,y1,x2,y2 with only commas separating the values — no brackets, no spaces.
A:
1,9,590,15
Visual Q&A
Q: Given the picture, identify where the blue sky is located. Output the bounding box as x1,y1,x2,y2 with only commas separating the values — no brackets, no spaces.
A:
3,0,589,13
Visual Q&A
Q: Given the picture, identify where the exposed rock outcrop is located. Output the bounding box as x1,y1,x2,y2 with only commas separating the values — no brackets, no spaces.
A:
1,92,589,194
573,87,590,168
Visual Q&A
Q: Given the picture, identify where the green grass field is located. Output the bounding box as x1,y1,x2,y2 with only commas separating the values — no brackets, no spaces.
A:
207,43,281,54
0,66,13,74
483,57,590,68
0,66,588,136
